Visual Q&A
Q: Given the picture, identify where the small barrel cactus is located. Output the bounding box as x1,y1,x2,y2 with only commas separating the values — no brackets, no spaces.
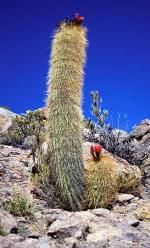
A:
85,145,117,209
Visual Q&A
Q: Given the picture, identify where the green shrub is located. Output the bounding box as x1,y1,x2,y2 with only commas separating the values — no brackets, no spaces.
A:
8,109,46,146
3,192,33,217
32,163,49,186
91,91,108,128
0,220,5,236
117,174,141,196
17,224,27,236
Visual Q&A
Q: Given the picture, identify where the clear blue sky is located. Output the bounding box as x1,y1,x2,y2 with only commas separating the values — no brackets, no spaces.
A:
0,0,150,130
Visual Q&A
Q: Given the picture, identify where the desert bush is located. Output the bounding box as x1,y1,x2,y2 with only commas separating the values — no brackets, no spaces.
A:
8,109,46,147
117,174,141,196
3,192,33,217
17,224,27,237
32,162,49,187
91,91,108,128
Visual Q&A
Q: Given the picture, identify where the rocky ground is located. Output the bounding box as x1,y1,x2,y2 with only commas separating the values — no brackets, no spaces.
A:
0,108,149,247
0,144,149,248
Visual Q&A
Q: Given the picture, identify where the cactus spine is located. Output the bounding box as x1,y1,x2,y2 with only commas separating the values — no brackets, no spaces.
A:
46,22,87,210
85,155,117,209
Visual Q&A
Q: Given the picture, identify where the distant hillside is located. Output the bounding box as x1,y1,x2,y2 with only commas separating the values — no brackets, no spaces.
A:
0,107,17,133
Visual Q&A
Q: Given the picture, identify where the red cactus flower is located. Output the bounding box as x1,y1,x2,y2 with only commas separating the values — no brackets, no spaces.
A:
94,144,102,153
74,13,84,22
90,144,103,161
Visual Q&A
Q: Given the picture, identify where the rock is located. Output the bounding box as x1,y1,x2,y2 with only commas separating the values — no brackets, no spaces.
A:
137,221,150,238
83,128,92,141
130,119,150,140
140,133,150,144
0,145,33,203
12,238,39,248
38,236,57,248
0,134,10,145
2,234,24,242
47,211,94,239
0,210,17,234
135,202,150,221
93,133,100,141
64,237,77,247
142,156,150,183
28,232,42,239
113,202,138,214
112,129,129,142
140,156,150,200
75,240,108,248
142,156,150,172
86,225,123,242
0,108,16,134
108,239,137,248
90,208,117,222
91,208,111,217
0,108,17,145
0,236,15,248
126,216,140,227
117,194,134,202
74,229,83,239
22,135,37,150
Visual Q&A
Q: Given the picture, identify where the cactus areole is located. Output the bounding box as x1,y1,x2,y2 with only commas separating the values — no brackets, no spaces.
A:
46,15,87,210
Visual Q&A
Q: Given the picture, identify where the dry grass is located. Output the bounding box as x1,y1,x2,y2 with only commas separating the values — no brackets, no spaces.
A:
117,173,141,196
3,191,33,217
32,163,49,187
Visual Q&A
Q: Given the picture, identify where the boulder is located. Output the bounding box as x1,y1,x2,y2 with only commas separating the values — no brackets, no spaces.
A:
0,108,17,145
12,238,39,248
22,135,37,150
0,145,33,203
0,210,17,234
47,211,95,239
130,119,150,140
112,129,129,142
0,108,16,134
117,194,134,202
140,156,150,200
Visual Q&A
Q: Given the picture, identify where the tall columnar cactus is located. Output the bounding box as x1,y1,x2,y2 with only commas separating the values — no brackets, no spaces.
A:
46,17,87,210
